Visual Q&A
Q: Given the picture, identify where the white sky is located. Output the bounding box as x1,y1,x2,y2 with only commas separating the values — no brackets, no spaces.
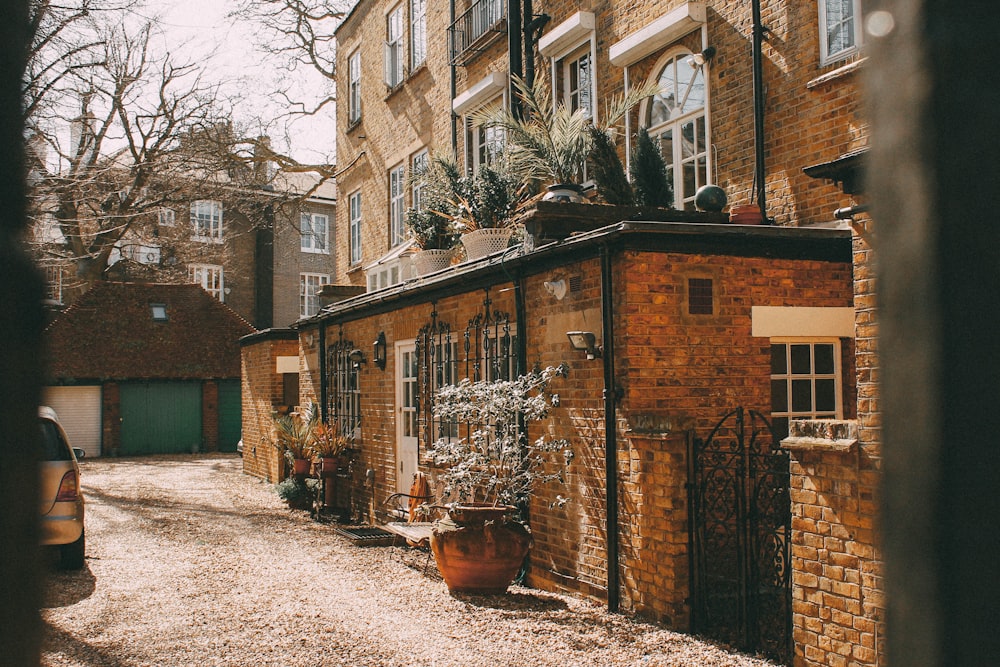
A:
144,0,338,164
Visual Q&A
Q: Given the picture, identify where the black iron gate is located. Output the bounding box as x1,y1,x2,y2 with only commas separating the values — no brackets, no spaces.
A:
688,407,792,664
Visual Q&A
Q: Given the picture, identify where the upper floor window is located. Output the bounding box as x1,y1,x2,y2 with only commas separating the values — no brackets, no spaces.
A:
44,265,62,304
819,0,862,65
557,45,593,119
158,208,175,226
465,98,505,173
190,200,223,242
411,149,429,212
349,190,362,265
389,163,406,247
385,6,404,89
348,51,362,124
300,272,330,317
300,212,329,253
644,50,710,210
410,0,427,69
189,263,224,301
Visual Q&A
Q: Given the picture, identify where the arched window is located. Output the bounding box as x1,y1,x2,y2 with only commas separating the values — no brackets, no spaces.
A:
644,50,709,210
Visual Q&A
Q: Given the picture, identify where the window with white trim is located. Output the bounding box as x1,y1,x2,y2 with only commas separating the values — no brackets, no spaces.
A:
411,149,429,212
389,163,406,247
465,97,505,173
44,265,62,304
557,44,593,119
410,0,427,69
158,208,175,226
300,272,330,317
349,190,362,265
644,50,709,210
189,263,224,301
385,6,404,88
190,200,223,242
770,340,843,438
819,0,863,65
348,50,362,124
300,212,329,253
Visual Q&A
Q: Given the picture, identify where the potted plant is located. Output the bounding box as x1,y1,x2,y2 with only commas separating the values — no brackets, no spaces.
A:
272,402,320,477
473,75,662,202
426,365,572,594
275,476,319,510
312,420,351,476
405,157,461,274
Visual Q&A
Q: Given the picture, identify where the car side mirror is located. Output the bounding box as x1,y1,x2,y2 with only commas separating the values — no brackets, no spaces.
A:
72,447,86,460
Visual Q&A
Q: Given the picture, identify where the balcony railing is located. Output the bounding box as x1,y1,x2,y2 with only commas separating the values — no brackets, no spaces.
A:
448,0,507,66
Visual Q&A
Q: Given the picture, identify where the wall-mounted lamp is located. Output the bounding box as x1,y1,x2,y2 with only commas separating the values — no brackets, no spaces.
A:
687,46,717,68
567,331,602,360
372,331,387,370
544,279,568,300
348,348,366,369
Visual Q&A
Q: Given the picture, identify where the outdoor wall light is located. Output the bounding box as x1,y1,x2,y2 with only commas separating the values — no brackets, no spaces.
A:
687,46,717,68
372,331,387,370
349,348,367,369
566,331,602,360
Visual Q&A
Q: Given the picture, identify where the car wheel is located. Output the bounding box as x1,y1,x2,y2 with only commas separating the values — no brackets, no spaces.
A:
59,529,85,570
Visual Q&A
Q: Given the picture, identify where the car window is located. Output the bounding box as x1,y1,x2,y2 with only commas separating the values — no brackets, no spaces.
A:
39,420,72,461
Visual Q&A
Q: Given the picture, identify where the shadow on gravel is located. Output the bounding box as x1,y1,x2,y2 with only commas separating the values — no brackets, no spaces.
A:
41,564,96,608
42,620,128,666
453,589,569,611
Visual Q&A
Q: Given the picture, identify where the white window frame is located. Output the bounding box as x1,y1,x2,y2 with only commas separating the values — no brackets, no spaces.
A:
464,96,506,174
410,0,427,70
300,212,329,254
349,190,362,265
190,200,223,243
158,208,175,226
44,265,63,304
389,163,406,247
769,338,843,435
384,5,404,89
411,149,429,212
348,50,362,124
189,263,224,301
642,48,711,210
300,272,331,318
819,0,863,66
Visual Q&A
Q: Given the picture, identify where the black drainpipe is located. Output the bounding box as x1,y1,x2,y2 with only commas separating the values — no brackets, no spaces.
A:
318,323,328,422
751,0,769,222
508,0,523,118
600,244,620,612
450,0,458,154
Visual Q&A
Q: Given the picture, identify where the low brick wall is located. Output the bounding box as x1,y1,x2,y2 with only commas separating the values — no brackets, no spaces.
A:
240,330,299,482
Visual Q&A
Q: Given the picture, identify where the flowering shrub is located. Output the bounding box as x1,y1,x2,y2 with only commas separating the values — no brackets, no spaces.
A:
428,365,572,508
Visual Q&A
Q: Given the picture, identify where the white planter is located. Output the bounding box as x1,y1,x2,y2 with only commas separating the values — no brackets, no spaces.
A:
412,249,452,275
461,228,514,261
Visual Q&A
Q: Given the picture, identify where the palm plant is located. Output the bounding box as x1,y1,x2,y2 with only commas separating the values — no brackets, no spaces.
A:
272,402,320,462
472,75,663,187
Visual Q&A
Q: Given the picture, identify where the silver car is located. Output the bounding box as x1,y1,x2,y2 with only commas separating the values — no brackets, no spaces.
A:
38,406,86,569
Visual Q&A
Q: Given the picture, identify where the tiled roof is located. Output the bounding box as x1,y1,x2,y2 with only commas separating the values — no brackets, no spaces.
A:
45,282,255,381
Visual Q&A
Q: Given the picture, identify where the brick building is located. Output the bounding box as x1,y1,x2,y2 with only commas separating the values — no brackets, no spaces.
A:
241,1,881,665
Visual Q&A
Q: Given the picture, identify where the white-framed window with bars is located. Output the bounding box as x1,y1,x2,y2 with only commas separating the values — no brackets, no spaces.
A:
349,190,362,265
410,0,427,69
385,5,404,88
190,200,223,242
348,50,362,124
300,212,329,253
411,149,429,212
819,0,863,65
769,339,843,438
189,263,224,301
300,272,330,317
389,163,406,247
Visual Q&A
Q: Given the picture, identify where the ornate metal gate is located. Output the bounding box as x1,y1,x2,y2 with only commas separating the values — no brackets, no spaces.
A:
688,407,792,664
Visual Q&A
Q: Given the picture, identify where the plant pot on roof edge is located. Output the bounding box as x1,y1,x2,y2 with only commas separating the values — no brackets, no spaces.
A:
426,365,572,595
729,203,763,225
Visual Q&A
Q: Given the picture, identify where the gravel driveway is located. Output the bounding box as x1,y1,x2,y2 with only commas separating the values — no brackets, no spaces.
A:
41,454,775,667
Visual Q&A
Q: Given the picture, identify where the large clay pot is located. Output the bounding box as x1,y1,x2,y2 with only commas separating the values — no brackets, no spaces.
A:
729,203,763,225
430,503,532,594
292,457,311,478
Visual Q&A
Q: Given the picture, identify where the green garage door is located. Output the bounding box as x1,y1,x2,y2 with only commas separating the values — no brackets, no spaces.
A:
120,382,202,455
217,380,241,452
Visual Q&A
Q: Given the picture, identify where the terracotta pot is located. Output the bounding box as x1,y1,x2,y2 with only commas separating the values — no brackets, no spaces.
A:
412,248,452,276
292,457,311,477
319,456,341,476
461,228,514,261
430,504,532,594
729,203,763,225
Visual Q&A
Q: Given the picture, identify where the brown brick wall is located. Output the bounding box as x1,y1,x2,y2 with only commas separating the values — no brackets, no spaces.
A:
201,381,219,453
241,336,299,482
101,381,121,456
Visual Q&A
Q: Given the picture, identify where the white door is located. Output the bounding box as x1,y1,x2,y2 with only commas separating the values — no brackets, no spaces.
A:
395,341,419,506
43,385,102,457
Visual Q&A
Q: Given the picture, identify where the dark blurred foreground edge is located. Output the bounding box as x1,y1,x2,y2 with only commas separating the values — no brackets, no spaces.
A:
0,1,46,665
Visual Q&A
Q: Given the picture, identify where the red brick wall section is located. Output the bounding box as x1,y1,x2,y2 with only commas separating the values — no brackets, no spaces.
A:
201,381,219,453
101,382,120,456
241,337,299,482
787,217,884,667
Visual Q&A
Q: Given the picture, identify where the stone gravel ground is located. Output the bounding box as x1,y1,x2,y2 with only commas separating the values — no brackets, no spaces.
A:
40,453,776,667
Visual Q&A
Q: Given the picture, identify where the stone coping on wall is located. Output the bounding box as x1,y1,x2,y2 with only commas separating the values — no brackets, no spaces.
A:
781,418,858,452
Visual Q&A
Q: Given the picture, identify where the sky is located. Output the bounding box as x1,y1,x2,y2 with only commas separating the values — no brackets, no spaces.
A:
144,0,338,164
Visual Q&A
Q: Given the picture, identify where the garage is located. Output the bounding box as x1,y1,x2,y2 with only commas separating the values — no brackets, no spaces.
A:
119,382,202,455
217,380,242,453
43,385,102,457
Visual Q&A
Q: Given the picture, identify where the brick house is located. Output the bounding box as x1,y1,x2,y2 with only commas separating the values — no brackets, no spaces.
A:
44,281,254,457
242,0,881,665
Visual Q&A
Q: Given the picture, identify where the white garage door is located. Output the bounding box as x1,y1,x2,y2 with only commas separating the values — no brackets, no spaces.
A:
43,386,102,458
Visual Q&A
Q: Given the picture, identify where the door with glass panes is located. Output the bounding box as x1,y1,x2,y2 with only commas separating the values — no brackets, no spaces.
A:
395,341,419,506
